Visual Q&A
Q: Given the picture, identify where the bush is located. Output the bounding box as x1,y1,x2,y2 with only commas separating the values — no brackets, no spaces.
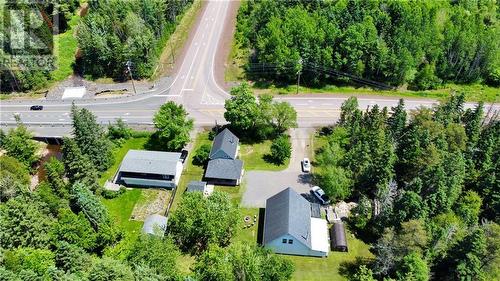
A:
107,119,132,141
101,187,126,199
269,135,291,165
192,144,211,166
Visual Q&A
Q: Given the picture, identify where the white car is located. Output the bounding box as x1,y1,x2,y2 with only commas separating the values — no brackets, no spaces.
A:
311,186,330,205
302,158,311,173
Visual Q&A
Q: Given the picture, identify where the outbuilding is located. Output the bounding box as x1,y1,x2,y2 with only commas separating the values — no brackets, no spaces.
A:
330,222,348,252
186,181,213,197
142,214,167,237
116,150,183,189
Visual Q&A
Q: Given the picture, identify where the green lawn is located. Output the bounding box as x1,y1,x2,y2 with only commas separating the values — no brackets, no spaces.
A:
51,13,80,82
288,231,373,281
99,137,149,186
171,132,211,210
251,83,499,103
99,137,149,234
240,141,289,171
232,207,260,244
102,189,143,234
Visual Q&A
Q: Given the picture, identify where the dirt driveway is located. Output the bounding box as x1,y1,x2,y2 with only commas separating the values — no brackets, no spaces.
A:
241,128,315,208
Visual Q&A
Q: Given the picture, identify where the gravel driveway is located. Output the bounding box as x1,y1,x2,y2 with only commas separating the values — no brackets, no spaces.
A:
241,128,315,208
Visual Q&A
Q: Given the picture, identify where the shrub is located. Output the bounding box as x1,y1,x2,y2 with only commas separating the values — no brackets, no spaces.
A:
269,135,291,165
192,144,211,166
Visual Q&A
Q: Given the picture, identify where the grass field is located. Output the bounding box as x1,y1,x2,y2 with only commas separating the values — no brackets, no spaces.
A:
288,231,373,281
102,189,143,233
51,14,80,82
240,141,289,171
251,83,499,103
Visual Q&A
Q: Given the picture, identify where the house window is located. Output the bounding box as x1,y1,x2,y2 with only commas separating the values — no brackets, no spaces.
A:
282,239,287,244
288,239,293,244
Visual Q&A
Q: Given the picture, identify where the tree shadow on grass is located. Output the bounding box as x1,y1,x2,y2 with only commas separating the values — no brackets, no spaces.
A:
262,154,285,166
338,256,375,280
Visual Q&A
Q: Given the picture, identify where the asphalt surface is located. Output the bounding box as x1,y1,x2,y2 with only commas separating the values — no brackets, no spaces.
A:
0,0,497,137
241,129,314,208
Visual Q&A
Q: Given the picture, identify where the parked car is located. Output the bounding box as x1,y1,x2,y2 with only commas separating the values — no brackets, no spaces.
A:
30,105,43,110
311,186,330,205
301,158,311,172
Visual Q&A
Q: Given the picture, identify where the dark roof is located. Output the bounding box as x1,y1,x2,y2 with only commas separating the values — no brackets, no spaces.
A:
119,150,181,176
187,181,207,192
263,188,312,248
209,128,239,160
331,222,348,248
205,159,243,180
310,203,321,218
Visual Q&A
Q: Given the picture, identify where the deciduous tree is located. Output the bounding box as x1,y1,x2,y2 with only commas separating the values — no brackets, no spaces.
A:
152,101,193,151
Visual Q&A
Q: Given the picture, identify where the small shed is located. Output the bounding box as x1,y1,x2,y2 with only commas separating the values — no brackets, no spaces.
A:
330,222,348,252
142,214,167,237
187,181,207,193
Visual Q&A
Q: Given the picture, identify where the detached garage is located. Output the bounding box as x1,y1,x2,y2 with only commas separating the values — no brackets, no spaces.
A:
116,150,183,189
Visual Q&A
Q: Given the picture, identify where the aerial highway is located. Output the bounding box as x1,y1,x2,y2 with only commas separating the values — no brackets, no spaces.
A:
0,0,496,137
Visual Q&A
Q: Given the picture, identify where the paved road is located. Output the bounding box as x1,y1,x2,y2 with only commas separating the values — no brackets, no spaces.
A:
0,0,497,136
241,128,314,208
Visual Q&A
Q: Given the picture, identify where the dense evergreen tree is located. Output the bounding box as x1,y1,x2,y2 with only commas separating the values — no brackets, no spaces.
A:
77,0,193,80
0,197,55,249
236,0,499,89
71,105,114,171
62,137,100,193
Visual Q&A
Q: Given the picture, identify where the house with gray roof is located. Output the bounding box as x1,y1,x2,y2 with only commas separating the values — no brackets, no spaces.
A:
186,181,213,197
116,150,183,189
204,129,243,186
142,214,167,237
263,188,329,257
209,128,239,160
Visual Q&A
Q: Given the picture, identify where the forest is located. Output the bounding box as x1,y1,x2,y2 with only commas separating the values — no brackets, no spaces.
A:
314,94,499,280
0,0,80,93
0,0,193,93
76,0,192,79
235,0,500,90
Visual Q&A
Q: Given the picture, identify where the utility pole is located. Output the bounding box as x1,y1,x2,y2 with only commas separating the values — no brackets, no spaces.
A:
126,60,137,95
296,58,303,95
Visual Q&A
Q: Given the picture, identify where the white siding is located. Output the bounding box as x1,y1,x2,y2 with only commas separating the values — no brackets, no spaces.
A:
265,234,328,257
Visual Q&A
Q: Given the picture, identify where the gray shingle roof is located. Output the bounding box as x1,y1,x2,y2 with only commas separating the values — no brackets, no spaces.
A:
263,188,312,248
119,150,181,176
209,128,239,160
205,159,243,180
142,214,167,236
187,181,207,192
